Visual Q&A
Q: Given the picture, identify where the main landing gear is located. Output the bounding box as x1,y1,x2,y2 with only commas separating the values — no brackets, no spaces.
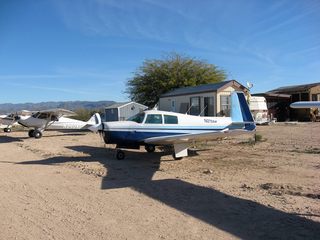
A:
28,129,43,139
3,128,11,133
116,150,125,160
145,144,155,153
115,144,155,160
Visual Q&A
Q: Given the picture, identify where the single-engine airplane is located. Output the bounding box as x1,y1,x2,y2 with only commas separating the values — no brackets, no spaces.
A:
0,110,33,133
90,92,256,160
3,108,101,139
290,101,320,109
1,114,18,132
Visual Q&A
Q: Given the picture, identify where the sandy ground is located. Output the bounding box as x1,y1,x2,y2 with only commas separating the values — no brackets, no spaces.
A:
0,123,319,240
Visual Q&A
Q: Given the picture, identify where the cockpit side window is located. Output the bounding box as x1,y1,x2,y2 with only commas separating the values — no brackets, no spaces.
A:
127,112,145,123
164,115,178,124
38,113,50,119
145,114,163,124
32,112,40,118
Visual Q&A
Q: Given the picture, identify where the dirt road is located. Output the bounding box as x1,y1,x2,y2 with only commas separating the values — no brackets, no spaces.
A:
0,123,319,239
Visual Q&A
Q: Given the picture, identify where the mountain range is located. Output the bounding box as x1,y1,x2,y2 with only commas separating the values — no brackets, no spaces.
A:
0,100,115,114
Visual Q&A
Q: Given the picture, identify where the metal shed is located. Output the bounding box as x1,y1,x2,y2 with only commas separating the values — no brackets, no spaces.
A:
105,102,148,122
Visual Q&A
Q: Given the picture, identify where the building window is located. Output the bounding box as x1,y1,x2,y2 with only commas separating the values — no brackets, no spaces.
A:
190,97,200,115
220,95,231,116
292,94,299,102
312,94,318,101
301,92,309,101
204,97,215,116
145,114,163,124
164,115,178,124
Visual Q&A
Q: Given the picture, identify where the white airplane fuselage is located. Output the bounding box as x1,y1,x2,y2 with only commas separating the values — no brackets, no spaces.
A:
18,116,91,130
102,110,254,145
95,91,255,159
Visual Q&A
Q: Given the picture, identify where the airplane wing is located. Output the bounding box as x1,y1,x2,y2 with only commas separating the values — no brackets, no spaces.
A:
144,128,252,145
38,108,76,117
18,110,35,116
290,101,320,108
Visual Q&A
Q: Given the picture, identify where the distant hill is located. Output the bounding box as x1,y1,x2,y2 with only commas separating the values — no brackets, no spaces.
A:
0,100,115,114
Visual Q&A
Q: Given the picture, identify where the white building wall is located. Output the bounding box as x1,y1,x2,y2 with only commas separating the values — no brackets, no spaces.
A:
159,92,217,116
159,85,243,116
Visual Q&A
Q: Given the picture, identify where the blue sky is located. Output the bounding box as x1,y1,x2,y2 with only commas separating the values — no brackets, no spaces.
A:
0,0,319,103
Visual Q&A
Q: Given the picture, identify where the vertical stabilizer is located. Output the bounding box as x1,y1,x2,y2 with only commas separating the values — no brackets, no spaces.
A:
231,92,254,123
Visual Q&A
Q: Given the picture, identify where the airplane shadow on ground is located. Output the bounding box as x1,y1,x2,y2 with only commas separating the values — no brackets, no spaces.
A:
41,133,88,138
0,135,27,143
17,145,320,240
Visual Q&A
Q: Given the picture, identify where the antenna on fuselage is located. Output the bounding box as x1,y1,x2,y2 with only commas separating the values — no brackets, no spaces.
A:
185,104,193,115
198,106,207,116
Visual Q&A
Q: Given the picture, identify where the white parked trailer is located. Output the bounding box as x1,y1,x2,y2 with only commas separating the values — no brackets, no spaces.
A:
249,96,269,125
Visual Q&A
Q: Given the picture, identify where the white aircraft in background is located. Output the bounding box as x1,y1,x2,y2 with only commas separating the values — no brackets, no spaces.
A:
0,114,18,132
90,92,256,160
290,101,320,108
0,110,33,133
2,108,101,139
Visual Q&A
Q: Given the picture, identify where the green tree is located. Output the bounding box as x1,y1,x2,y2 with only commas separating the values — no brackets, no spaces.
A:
126,53,227,108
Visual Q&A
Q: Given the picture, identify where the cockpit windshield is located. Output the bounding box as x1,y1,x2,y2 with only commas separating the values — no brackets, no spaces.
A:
127,112,145,123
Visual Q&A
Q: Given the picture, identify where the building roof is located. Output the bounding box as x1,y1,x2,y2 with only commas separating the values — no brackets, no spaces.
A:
160,80,247,98
268,82,320,93
252,93,291,99
105,101,148,109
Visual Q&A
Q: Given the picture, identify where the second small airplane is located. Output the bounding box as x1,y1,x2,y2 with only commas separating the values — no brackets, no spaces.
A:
1,108,101,139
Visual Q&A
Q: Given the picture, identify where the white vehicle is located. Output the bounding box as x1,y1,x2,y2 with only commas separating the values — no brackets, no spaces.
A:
3,108,101,139
249,96,269,125
90,92,256,160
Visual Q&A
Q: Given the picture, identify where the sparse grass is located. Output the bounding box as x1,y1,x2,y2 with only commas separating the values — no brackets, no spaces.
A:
240,133,266,146
254,134,264,142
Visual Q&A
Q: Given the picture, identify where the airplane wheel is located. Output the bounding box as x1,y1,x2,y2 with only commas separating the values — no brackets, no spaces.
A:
4,128,11,133
145,144,155,153
116,150,125,160
33,130,42,139
28,129,35,137
172,154,183,160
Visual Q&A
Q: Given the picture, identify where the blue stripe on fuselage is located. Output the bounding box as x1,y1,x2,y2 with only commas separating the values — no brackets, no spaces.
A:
104,130,185,144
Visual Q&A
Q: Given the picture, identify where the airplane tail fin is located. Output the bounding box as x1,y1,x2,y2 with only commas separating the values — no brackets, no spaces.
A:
87,113,103,132
231,92,255,131
87,113,102,125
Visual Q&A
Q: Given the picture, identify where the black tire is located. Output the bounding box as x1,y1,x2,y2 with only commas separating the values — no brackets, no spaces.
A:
145,144,155,153
4,128,11,133
33,130,42,139
28,129,35,138
116,150,125,160
172,153,183,160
